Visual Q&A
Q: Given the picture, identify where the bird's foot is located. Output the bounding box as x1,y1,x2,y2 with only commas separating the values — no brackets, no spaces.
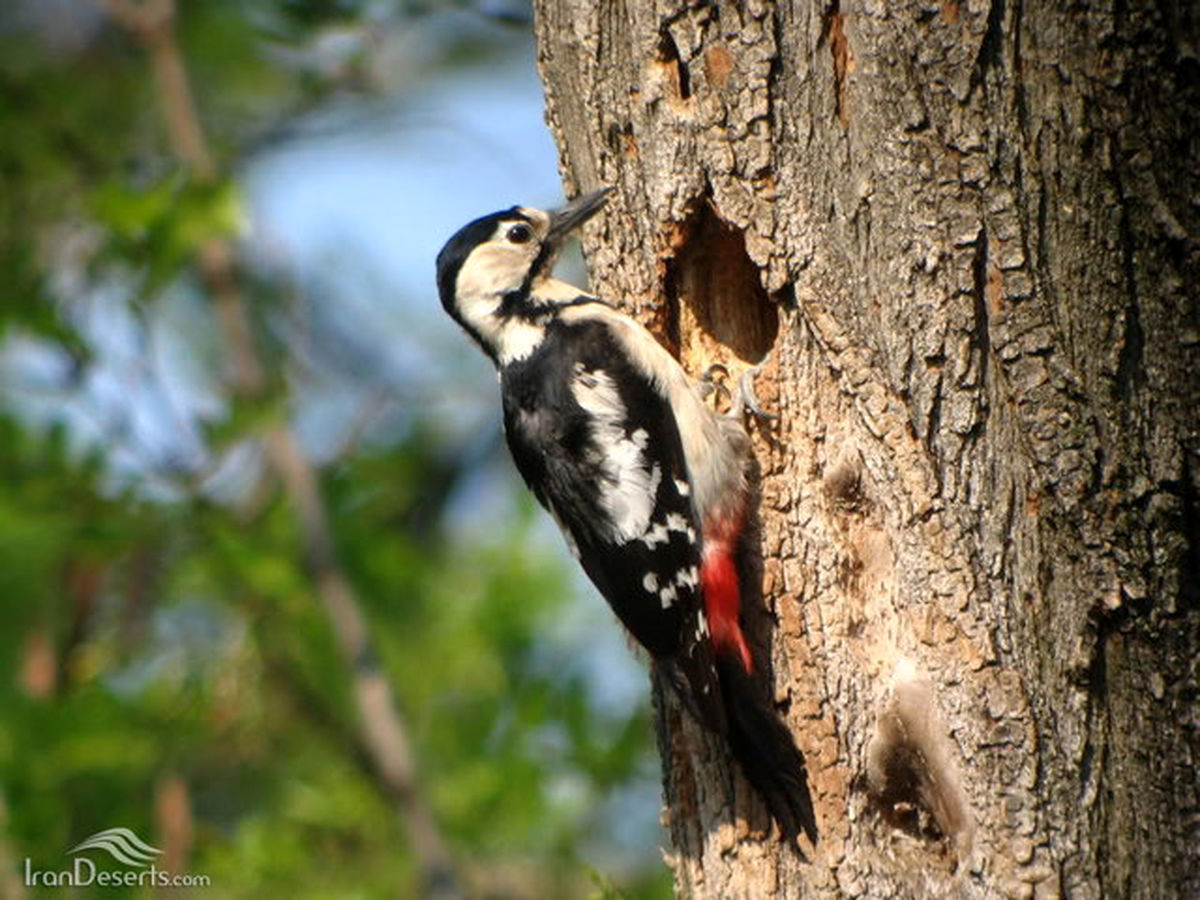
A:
731,356,776,422
699,358,776,422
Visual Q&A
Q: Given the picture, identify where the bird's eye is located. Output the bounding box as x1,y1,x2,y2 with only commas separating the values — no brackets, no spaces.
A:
507,223,533,244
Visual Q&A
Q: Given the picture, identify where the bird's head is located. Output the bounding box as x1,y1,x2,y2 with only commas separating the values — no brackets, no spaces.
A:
436,188,611,363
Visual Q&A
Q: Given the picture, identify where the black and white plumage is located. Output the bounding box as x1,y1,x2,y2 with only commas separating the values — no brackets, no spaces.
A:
502,313,726,731
436,189,816,844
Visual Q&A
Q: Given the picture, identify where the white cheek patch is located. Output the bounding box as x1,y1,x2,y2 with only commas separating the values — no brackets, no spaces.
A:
455,243,528,309
454,241,546,364
456,291,500,331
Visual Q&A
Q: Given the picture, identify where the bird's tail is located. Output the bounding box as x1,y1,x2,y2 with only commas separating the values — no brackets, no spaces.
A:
717,654,818,845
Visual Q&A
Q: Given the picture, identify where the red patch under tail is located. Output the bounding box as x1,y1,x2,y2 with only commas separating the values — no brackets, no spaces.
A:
700,521,753,674
701,516,818,844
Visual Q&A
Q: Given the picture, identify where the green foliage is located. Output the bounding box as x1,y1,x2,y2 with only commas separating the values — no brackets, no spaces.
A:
91,175,246,292
0,2,671,898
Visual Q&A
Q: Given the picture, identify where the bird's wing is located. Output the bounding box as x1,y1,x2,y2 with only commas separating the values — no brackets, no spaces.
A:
502,315,725,732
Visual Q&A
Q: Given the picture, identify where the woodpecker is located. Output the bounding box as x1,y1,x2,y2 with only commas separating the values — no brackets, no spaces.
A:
436,189,816,844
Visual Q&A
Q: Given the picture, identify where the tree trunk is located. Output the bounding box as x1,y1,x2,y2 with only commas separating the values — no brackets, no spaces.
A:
533,0,1199,897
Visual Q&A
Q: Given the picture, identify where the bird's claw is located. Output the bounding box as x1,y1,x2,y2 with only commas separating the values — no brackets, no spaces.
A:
698,362,730,402
699,359,776,422
734,364,777,422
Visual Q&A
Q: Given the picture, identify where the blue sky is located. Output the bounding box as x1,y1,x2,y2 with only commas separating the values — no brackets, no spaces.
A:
246,46,566,306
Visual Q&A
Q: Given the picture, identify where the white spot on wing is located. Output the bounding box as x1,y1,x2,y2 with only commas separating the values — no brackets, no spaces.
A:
674,479,690,496
572,368,624,418
571,369,664,542
640,522,669,548
660,584,677,608
665,513,689,533
643,572,659,593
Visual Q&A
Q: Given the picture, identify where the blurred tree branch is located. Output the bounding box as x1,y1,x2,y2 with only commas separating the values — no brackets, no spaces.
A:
88,2,462,897
0,792,24,900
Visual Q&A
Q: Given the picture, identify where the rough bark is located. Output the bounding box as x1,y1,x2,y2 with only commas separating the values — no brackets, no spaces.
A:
533,0,1199,897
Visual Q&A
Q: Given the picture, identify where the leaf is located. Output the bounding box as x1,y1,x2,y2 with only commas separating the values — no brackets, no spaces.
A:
89,174,247,290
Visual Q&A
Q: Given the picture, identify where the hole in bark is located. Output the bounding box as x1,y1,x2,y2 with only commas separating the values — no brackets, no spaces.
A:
869,744,948,842
656,29,692,100
663,200,779,364
824,458,868,514
866,662,972,864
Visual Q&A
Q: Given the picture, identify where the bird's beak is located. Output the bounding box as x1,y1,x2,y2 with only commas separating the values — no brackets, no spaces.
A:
546,187,612,248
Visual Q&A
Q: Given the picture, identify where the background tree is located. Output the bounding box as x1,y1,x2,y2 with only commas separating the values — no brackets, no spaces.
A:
0,2,670,897
533,0,1199,896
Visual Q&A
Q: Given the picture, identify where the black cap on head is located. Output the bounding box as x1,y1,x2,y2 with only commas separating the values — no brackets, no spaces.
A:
435,207,529,317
